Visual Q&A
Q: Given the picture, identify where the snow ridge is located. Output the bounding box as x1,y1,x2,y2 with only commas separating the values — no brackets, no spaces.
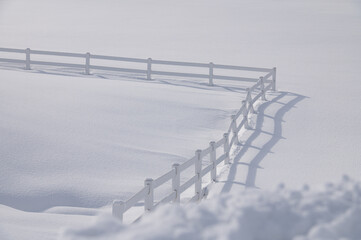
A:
62,176,361,240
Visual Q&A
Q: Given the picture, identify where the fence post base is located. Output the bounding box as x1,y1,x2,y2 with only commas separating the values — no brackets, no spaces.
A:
144,178,154,212
112,200,125,222
195,149,202,200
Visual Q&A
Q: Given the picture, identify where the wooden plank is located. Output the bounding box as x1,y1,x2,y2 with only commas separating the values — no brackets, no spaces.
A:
153,169,175,188
179,156,196,172
152,59,208,68
213,75,258,82
179,175,197,193
263,71,273,80
216,153,227,165
200,164,213,178
215,138,225,149
91,54,147,63
154,192,176,207
236,117,248,133
90,65,147,74
30,50,85,58
251,91,264,104
124,187,148,212
200,147,211,158
0,58,25,64
0,47,25,53
30,60,84,68
151,70,209,79
213,64,272,72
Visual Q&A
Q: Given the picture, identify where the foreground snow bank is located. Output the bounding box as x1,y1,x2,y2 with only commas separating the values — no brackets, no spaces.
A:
62,176,361,240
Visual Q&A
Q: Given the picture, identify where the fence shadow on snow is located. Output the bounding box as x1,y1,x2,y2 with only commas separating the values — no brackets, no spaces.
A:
220,91,307,192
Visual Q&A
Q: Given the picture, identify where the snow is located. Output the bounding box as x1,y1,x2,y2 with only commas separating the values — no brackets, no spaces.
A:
1,0,361,238
62,176,361,240
0,69,246,213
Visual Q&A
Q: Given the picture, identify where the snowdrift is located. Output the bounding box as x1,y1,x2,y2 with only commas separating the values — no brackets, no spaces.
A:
62,176,361,240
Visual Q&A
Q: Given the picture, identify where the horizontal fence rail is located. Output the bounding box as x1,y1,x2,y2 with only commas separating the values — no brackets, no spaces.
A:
0,47,277,223
0,47,276,88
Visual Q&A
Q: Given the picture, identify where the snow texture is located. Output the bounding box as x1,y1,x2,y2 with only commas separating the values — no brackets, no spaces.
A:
1,0,361,238
62,176,361,240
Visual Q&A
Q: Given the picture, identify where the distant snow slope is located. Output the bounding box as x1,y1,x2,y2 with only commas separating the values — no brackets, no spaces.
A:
0,0,360,191
62,176,361,240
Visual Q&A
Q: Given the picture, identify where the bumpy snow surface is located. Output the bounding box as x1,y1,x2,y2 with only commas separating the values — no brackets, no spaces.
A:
62,176,361,240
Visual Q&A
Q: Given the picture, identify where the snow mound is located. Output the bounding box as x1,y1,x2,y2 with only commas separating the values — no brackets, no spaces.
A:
61,175,361,240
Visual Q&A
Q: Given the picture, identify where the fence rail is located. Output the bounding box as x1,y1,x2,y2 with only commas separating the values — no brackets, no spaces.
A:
0,47,277,223
0,47,275,87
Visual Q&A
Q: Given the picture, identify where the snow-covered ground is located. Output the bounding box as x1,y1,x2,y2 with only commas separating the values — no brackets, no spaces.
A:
0,69,246,212
1,0,361,239
62,176,361,240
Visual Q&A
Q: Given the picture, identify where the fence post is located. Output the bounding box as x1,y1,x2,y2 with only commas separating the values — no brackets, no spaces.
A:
144,178,154,212
210,141,216,181
209,62,214,86
85,52,90,75
147,58,152,80
25,48,30,70
112,200,125,222
195,149,202,200
272,67,277,91
231,115,240,145
242,100,250,129
260,76,266,101
172,163,180,203
246,88,255,114
223,133,230,164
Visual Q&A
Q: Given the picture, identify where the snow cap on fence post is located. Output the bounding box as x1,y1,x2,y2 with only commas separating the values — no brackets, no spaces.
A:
172,163,180,203
195,149,202,200
209,62,214,86
231,114,240,145
272,67,277,91
210,141,216,182
242,100,250,129
246,88,255,114
85,52,90,75
260,76,266,101
112,200,125,222
223,133,230,164
25,48,30,70
147,58,152,80
144,178,154,212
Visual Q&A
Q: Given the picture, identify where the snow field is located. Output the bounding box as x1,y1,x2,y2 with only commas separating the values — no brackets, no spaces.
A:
0,68,252,212
1,0,361,238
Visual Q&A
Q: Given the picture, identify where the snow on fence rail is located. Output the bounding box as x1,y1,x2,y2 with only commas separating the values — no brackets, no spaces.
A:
0,47,276,223
0,47,275,88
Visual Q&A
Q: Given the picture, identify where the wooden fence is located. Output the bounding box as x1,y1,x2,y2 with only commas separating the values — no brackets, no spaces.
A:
0,47,276,223
0,47,275,89
112,69,276,223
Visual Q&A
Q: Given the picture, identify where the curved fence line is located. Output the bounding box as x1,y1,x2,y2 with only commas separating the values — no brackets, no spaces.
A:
0,47,276,223
112,69,276,223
